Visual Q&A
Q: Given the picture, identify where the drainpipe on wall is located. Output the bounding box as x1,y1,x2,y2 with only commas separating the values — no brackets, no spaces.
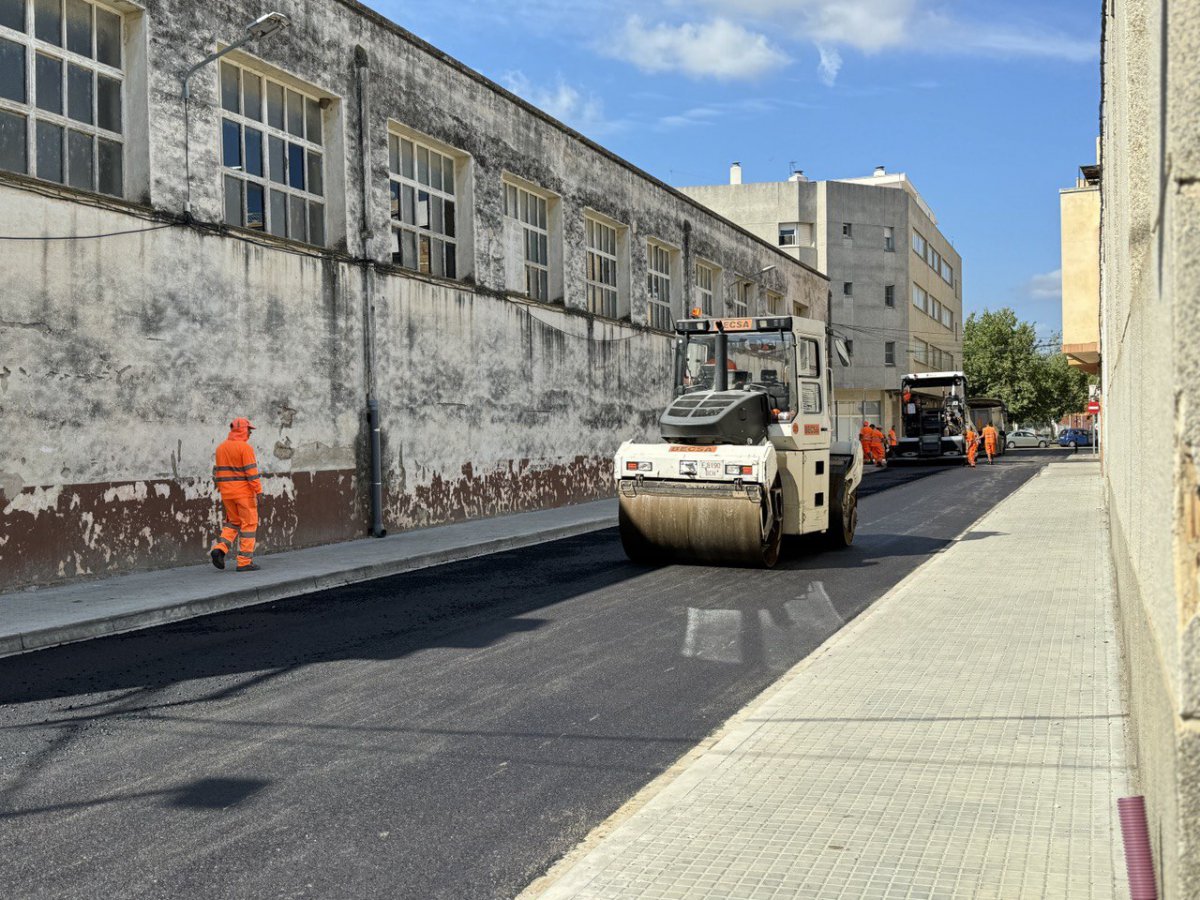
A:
355,45,385,537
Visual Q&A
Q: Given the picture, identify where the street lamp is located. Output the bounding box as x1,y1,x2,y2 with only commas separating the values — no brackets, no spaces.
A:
180,12,292,218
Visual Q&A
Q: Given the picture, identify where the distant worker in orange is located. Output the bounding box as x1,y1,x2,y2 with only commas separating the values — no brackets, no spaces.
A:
870,424,887,468
210,417,263,572
859,420,875,466
965,424,979,468
982,422,999,465
887,426,898,453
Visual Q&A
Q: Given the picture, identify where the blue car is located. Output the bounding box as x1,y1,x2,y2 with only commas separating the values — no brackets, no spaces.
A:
1057,428,1093,448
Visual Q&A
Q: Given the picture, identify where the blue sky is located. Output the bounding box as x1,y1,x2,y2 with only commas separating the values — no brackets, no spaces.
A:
371,0,1100,340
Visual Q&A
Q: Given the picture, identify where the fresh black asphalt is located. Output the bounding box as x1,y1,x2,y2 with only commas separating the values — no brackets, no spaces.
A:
0,450,1065,899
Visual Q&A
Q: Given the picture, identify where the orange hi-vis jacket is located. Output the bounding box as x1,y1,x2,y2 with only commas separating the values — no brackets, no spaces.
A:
213,419,262,499
983,424,999,449
887,427,897,447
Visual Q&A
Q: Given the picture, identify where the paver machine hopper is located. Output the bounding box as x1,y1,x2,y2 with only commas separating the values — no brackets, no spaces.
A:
614,313,863,567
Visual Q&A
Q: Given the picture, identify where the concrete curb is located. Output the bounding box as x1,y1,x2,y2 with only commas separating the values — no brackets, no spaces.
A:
2,515,614,659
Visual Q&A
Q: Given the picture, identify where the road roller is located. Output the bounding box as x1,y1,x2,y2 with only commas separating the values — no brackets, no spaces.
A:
614,312,863,567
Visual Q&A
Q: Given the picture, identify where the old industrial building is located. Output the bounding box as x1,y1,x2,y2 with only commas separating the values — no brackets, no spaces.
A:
680,165,962,441
0,0,827,590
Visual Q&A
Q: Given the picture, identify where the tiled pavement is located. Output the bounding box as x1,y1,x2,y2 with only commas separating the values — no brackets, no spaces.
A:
527,460,1129,899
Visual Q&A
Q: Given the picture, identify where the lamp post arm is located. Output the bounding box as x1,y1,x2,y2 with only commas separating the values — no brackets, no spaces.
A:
180,33,257,100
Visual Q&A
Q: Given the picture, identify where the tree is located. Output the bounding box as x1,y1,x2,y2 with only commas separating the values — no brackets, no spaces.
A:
962,308,1090,425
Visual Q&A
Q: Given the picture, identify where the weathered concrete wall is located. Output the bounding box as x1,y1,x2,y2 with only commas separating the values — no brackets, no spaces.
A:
0,0,826,590
1101,0,1200,893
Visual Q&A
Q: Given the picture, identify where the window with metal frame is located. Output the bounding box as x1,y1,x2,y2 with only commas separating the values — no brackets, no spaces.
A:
778,224,797,246
912,229,926,257
646,241,673,331
912,283,927,312
940,258,953,284
729,280,752,317
843,281,853,297
884,284,895,307
885,341,896,366
0,0,125,195
884,225,895,251
695,261,716,316
585,215,618,318
766,289,783,315
505,180,548,301
389,131,458,278
219,60,325,245
912,339,928,364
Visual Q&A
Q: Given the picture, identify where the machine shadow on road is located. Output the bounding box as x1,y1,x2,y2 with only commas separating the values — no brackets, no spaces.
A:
0,531,652,709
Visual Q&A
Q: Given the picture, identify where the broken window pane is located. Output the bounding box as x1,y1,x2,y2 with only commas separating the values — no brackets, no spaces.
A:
269,189,286,237
221,119,240,169
389,182,399,220
95,7,119,68
223,175,241,225
36,119,62,181
288,195,305,241
266,80,283,129
242,71,261,120
430,238,444,277
306,150,321,196
36,53,61,112
268,134,284,183
246,181,264,229
96,135,119,195
66,127,91,189
220,62,239,114
305,96,320,144
416,190,429,228
0,37,25,103
444,243,456,279
444,199,455,238
66,62,91,123
64,0,89,56
400,229,416,269
243,125,262,177
96,72,119,132
418,234,430,273
0,108,24,173
285,89,303,138
34,0,59,45
0,0,25,32
287,141,303,189
308,201,323,246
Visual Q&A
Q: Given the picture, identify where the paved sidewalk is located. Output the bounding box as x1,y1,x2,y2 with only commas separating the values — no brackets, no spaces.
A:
526,461,1130,899
0,498,615,659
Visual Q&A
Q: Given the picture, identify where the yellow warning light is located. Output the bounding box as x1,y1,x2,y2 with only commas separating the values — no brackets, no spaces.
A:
690,307,703,318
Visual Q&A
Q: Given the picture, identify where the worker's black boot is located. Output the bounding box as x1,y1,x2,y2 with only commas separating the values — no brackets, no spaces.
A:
237,563,260,573
210,548,226,570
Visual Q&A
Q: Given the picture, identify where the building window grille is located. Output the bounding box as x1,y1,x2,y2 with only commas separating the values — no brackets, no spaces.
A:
842,222,852,238
912,283,927,312
505,180,549,301
730,280,752,317
220,60,325,245
884,225,895,251
884,284,895,307
885,341,896,366
585,215,618,318
843,281,853,297
695,261,716,316
0,0,124,195
389,132,458,278
647,241,673,331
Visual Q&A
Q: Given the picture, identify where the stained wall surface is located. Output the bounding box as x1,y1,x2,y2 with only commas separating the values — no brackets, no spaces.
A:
0,0,827,590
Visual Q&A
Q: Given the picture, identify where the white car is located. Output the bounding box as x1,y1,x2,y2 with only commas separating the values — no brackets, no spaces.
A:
1006,429,1048,449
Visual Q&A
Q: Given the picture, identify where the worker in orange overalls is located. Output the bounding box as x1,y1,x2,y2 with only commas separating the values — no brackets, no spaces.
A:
870,424,887,468
887,426,898,455
210,417,263,572
982,423,999,465
859,420,875,466
965,424,979,468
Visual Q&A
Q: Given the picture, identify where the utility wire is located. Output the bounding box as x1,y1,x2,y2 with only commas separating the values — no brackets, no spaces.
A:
0,223,177,241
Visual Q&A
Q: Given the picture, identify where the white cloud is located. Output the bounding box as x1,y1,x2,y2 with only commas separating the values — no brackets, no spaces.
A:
608,16,790,81
501,71,625,136
1027,269,1063,300
816,44,842,86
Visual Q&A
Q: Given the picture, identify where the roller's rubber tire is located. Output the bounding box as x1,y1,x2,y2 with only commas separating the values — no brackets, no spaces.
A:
825,479,858,549
759,479,784,568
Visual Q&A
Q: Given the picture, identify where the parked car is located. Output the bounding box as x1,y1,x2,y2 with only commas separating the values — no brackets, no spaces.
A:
1006,429,1048,449
1057,428,1093,448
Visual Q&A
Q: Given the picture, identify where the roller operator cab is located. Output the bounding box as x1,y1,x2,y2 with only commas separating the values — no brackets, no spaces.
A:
614,314,863,568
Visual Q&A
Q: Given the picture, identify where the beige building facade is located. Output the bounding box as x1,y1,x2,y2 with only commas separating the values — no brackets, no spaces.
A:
680,167,963,441
1101,0,1200,894
1060,156,1101,374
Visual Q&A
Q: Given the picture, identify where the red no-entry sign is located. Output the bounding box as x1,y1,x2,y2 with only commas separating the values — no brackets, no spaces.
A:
1087,400,1101,414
